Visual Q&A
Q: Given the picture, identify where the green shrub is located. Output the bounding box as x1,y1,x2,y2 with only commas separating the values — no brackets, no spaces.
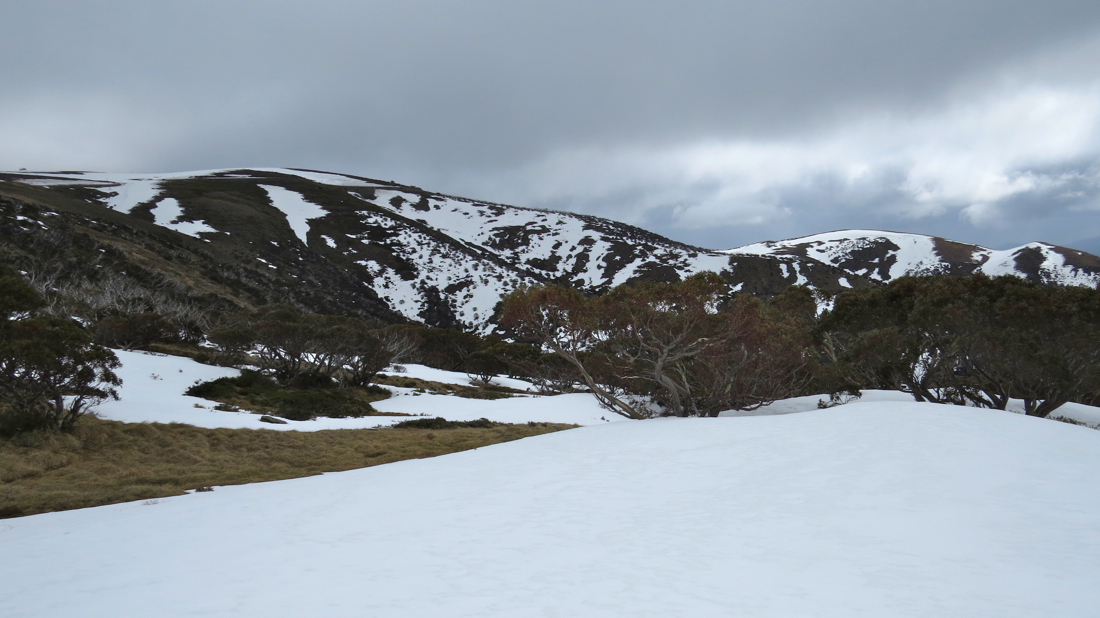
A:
185,369,386,419
1,267,120,435
393,417,496,429
93,312,178,350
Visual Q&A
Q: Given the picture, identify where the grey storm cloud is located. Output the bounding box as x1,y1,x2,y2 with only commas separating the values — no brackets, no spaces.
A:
3,0,1100,251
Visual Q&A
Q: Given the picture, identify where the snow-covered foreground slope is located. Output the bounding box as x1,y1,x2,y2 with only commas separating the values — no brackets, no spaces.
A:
720,389,1100,426
96,351,618,429
3,403,1099,617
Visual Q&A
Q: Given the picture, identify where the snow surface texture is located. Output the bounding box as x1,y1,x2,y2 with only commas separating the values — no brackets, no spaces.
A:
726,229,1100,286
94,351,618,429
3,403,1099,617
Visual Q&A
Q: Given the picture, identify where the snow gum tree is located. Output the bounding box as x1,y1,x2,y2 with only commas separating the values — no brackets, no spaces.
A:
501,274,818,418
500,284,645,418
0,265,120,435
211,305,392,387
821,274,1100,417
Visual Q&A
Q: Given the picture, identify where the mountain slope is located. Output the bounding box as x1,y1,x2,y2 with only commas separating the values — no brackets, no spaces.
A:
1,168,1097,331
0,168,862,329
726,229,1100,287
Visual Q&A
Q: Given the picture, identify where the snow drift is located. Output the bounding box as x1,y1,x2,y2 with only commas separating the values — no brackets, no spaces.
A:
2,402,1098,617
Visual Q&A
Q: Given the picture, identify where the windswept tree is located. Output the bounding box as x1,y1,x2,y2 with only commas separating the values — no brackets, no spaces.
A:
210,305,392,387
945,276,1100,417
595,273,737,417
821,274,1100,417
332,323,393,388
0,265,120,435
501,284,645,418
819,277,962,404
501,275,819,418
691,286,818,415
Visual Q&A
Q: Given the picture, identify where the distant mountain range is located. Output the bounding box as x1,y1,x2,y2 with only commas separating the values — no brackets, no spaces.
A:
2,168,1097,331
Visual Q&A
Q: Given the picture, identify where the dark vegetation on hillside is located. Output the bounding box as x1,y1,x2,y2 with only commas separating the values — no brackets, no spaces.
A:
4,242,1098,438
1,171,1098,432
502,273,1100,419
7,171,1098,520
0,175,874,337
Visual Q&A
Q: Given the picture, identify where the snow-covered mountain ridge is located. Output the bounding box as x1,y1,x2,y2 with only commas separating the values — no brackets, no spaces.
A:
726,229,1100,287
1,168,1097,330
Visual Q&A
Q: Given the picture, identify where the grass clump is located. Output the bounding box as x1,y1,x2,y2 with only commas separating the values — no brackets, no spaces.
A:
186,370,391,420
393,417,497,429
374,374,526,400
0,416,576,518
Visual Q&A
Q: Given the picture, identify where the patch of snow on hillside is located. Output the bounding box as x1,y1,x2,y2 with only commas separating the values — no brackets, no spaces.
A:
95,179,163,213
150,198,215,238
5,403,1100,617
979,243,1100,287
726,231,958,281
885,233,942,279
254,168,379,187
259,184,327,245
362,191,731,290
719,388,1100,427
1037,246,1100,286
721,240,778,256
979,247,1025,277
91,350,269,430
348,206,538,330
15,177,113,187
356,258,425,318
382,364,537,392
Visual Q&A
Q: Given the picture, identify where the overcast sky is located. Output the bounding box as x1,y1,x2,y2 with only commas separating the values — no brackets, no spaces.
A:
3,1,1100,252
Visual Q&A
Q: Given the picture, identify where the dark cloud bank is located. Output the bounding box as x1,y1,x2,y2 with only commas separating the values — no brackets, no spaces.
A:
3,1,1100,251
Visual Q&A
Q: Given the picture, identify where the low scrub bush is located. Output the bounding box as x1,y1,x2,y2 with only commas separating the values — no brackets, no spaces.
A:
1,266,120,436
392,417,497,429
185,370,389,420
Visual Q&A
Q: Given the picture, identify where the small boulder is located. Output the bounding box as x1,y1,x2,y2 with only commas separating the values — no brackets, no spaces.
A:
259,415,288,424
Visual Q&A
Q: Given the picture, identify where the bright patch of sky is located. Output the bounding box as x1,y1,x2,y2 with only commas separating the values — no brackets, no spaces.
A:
2,2,1099,251
480,82,1100,251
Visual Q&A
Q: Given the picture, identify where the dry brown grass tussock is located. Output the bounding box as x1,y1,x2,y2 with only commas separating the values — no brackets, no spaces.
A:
0,417,574,519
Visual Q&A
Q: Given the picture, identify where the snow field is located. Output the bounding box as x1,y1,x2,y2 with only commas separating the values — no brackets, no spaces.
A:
98,350,1100,430
3,403,1099,617
94,351,618,429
